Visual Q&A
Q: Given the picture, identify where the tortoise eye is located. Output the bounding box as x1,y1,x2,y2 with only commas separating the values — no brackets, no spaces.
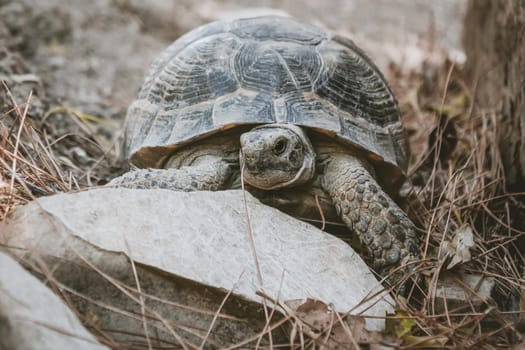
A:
273,139,287,155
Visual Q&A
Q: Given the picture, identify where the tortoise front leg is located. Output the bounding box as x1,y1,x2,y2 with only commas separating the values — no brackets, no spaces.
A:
108,157,237,191
321,154,419,274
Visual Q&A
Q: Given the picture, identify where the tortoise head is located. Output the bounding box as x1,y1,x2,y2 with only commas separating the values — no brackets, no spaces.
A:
240,124,316,190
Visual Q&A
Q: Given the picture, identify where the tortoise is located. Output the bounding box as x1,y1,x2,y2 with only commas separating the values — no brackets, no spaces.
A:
110,16,419,275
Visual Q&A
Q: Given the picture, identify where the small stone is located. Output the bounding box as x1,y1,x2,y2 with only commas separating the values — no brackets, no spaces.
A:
435,273,495,313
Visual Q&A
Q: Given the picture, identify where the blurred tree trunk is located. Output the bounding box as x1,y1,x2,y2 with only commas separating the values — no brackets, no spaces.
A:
463,0,525,189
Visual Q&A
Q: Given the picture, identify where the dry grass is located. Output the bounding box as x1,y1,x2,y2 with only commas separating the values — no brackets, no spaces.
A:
0,84,119,220
1,87,71,220
389,60,525,349
1,57,524,349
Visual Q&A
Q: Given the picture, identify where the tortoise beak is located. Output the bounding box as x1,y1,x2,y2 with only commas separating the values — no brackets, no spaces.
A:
239,132,261,170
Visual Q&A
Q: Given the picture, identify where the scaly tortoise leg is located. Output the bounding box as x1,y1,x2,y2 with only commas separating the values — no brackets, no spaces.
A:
108,157,236,191
321,153,419,278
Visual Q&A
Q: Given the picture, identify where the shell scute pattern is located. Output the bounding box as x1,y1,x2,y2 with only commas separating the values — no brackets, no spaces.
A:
314,41,399,128
125,16,406,181
233,42,321,96
230,16,326,44
152,34,241,107
213,92,275,126
138,20,229,100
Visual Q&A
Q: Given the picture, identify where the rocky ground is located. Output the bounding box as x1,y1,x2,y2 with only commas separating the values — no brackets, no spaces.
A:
1,0,524,348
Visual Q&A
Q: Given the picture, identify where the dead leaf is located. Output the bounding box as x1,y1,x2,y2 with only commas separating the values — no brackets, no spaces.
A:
295,298,332,335
386,310,416,338
386,310,449,347
403,334,449,348
288,298,387,349
440,224,475,269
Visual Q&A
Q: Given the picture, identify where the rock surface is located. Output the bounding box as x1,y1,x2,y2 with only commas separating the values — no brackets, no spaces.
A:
0,188,393,347
435,272,495,312
0,251,108,350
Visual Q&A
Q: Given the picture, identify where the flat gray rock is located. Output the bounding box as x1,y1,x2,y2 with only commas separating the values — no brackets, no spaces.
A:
0,188,393,346
0,251,108,350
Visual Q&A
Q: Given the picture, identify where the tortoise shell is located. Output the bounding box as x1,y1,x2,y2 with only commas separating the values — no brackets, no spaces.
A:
124,16,408,190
